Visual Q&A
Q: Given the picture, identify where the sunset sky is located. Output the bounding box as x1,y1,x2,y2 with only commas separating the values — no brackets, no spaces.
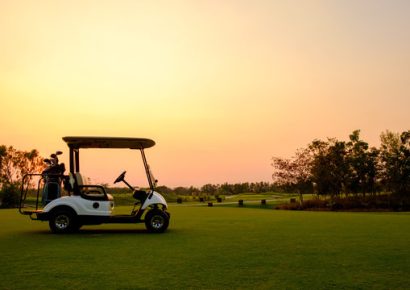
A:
1,0,409,187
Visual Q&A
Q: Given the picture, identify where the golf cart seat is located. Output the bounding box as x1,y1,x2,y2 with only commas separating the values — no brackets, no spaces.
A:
71,173,113,201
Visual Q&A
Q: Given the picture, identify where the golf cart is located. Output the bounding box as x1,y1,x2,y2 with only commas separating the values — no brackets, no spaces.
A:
19,137,170,233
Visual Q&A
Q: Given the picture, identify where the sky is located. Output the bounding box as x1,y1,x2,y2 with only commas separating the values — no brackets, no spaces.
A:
1,0,409,187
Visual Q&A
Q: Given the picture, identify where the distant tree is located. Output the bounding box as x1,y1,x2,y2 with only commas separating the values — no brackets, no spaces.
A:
272,147,313,201
379,130,410,195
0,146,45,187
249,182,275,193
0,145,45,208
189,186,200,196
271,157,293,189
173,186,188,196
200,183,218,196
218,183,235,195
345,130,379,196
364,147,380,195
156,185,173,195
233,183,245,194
308,138,348,197
0,145,6,185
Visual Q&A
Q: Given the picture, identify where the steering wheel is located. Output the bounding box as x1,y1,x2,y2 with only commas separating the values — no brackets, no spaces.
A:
114,171,127,184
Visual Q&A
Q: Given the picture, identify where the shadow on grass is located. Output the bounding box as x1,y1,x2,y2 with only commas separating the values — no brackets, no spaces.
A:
19,228,177,236
76,228,150,234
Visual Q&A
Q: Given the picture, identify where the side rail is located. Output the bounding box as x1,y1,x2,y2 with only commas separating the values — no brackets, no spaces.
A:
19,173,44,215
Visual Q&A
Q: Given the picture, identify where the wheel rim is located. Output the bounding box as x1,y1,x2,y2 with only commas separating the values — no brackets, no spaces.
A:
55,214,70,230
151,215,165,230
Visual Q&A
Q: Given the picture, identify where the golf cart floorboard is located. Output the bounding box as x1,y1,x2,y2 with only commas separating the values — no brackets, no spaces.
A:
20,209,43,215
106,215,142,224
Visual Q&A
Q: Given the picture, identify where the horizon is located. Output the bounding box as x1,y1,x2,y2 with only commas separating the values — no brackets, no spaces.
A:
1,0,409,187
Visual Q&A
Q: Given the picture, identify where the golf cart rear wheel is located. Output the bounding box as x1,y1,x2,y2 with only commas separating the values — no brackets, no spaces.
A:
145,209,169,233
49,210,78,234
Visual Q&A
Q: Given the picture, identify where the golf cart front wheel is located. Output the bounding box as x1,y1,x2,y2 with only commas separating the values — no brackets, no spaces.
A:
145,209,169,233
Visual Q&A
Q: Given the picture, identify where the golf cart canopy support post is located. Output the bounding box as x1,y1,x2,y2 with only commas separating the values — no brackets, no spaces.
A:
69,148,80,173
62,136,156,188
140,148,154,189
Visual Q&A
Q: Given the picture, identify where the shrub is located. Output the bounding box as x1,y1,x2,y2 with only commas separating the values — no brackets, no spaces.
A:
277,194,410,211
0,183,20,208
302,198,328,209
276,202,303,210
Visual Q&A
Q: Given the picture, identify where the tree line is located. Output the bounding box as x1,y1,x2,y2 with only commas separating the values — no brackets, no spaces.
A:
156,181,278,197
272,130,410,201
108,182,279,203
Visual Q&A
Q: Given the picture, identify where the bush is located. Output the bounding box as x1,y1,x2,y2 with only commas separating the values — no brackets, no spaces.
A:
0,183,20,208
302,198,329,209
276,202,303,210
277,194,410,211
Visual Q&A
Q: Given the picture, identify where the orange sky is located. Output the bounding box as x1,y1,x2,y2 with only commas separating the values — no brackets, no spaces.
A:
1,0,409,187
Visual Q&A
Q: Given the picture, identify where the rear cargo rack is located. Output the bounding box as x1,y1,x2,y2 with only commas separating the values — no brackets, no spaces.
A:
19,173,66,218
19,174,44,215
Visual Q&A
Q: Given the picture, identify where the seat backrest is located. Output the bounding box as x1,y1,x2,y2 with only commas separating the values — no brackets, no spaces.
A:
75,173,89,186
69,173,90,194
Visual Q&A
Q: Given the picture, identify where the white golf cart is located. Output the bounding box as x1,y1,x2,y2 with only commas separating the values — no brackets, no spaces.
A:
19,137,170,234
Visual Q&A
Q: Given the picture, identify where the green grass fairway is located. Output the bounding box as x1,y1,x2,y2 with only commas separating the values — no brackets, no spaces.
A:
1,207,409,289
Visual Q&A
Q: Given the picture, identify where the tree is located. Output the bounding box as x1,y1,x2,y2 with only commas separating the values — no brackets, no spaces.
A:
201,183,218,195
218,183,235,195
308,138,348,197
345,130,379,196
272,147,313,201
173,186,191,196
0,145,45,208
271,129,409,209
0,146,44,187
379,130,410,195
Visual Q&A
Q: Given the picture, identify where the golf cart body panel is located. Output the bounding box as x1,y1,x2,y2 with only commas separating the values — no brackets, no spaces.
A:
40,190,167,216
142,191,168,210
42,196,114,216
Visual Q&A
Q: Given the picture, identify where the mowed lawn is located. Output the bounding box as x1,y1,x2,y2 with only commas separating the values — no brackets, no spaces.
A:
1,207,409,290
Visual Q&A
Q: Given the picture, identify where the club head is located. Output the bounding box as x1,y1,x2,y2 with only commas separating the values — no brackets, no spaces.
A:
56,151,63,155
50,154,57,158
44,158,51,164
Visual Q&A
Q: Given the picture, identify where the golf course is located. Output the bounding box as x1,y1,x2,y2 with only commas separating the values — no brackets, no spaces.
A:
1,205,409,289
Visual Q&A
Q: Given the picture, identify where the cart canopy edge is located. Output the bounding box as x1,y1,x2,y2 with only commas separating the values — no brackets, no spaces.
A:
62,136,155,149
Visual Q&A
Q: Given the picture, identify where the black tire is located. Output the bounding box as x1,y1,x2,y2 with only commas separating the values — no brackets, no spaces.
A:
49,210,78,234
145,209,169,233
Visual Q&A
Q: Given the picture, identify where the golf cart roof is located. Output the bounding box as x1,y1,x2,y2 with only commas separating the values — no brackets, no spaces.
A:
62,136,155,149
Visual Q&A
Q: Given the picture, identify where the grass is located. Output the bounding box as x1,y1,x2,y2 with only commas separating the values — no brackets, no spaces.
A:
168,192,300,209
221,192,299,201
216,192,300,208
1,206,410,289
